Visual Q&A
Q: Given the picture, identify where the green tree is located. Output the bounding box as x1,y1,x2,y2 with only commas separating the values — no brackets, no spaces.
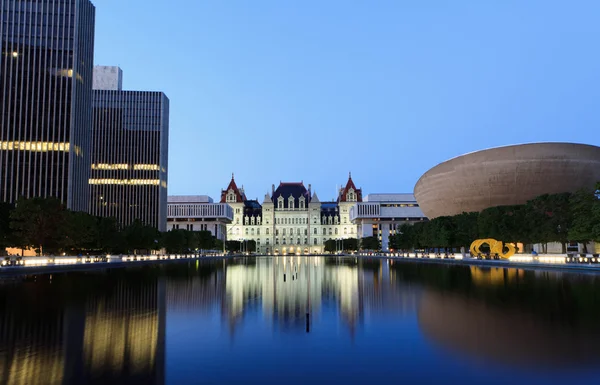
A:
569,188,597,252
360,236,380,251
593,183,600,241
324,239,336,253
97,217,124,253
163,229,188,254
214,238,224,252
226,240,241,252
10,197,68,255
64,211,99,254
0,202,14,254
196,230,215,250
245,240,256,253
342,238,359,252
526,193,572,252
123,220,160,253
452,212,479,248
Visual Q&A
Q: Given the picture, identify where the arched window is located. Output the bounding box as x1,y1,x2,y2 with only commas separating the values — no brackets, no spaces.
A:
322,228,326,235
335,228,338,235
314,228,317,235
245,228,249,235
251,228,255,235
314,238,317,245
283,229,286,235
266,228,270,235
329,228,332,235
305,229,308,235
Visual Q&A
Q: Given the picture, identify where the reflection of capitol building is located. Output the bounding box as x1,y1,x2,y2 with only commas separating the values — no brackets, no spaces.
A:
221,257,422,333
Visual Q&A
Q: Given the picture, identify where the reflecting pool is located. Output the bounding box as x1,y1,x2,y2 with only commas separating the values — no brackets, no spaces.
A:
1,257,600,385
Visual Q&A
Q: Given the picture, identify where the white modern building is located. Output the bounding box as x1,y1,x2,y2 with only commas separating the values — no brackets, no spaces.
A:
350,194,427,251
166,195,233,241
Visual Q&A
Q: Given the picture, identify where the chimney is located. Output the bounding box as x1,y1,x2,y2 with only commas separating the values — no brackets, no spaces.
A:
308,184,312,196
272,184,275,195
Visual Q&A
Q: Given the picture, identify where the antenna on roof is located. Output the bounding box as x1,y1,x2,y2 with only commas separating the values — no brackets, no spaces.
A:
231,172,234,180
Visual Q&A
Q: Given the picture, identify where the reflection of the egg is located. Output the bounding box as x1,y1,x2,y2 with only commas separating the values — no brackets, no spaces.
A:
418,289,600,369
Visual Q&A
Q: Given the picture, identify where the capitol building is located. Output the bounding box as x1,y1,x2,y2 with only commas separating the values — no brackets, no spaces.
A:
167,174,426,254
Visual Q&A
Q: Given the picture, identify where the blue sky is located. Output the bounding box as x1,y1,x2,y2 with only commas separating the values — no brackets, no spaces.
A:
94,0,599,201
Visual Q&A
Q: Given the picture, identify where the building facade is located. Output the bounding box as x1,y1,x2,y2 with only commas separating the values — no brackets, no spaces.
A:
166,195,233,241
0,0,95,211
222,174,363,254
350,194,427,251
89,66,169,230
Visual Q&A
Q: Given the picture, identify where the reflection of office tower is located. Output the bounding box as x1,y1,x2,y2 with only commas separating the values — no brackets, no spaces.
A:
0,303,67,384
75,279,166,385
90,66,169,230
0,0,95,210
0,275,166,385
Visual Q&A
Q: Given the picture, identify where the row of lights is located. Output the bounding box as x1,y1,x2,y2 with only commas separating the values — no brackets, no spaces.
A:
0,141,70,152
91,163,160,171
88,178,161,185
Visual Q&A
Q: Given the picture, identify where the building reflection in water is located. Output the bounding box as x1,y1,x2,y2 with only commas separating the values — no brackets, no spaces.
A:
217,257,421,335
401,264,600,369
0,274,166,385
1,259,599,384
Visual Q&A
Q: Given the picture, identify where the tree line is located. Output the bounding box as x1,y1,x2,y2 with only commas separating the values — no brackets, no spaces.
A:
390,184,600,253
0,197,222,256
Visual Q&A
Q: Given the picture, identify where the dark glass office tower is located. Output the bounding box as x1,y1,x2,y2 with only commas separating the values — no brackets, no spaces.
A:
0,0,95,211
90,77,169,231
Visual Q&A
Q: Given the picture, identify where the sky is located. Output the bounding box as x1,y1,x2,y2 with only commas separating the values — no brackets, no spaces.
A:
93,0,600,201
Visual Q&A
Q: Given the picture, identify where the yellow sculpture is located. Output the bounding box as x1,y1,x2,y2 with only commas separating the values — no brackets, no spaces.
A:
469,239,516,259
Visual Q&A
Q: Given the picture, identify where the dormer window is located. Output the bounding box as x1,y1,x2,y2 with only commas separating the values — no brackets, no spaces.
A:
288,195,295,210
277,195,284,209
299,196,305,209
226,189,236,203
347,188,355,202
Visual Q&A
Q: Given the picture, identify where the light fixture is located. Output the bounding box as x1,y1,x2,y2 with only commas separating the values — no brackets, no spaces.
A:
12,52,18,58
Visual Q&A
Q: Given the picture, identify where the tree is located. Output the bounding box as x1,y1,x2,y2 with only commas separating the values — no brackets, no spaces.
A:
569,188,597,252
324,239,336,253
163,229,188,254
10,197,68,255
360,236,380,251
196,230,215,250
343,238,359,252
0,202,14,254
452,212,479,248
63,211,99,254
122,220,160,253
226,240,241,252
245,240,256,253
526,193,572,253
214,238,224,251
592,182,600,242
97,217,124,253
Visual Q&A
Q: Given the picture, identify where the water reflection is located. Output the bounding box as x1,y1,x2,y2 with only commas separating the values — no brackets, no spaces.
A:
0,258,599,384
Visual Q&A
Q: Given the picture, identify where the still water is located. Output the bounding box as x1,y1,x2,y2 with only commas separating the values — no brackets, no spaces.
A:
1,257,600,385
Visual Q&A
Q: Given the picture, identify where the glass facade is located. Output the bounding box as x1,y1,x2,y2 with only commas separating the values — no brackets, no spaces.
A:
0,0,95,211
90,90,169,231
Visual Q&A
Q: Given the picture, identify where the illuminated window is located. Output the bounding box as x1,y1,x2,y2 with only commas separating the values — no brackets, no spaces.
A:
0,141,69,152
133,164,160,171
88,179,160,185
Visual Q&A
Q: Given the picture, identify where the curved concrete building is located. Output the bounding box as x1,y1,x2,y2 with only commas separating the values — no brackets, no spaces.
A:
414,143,600,218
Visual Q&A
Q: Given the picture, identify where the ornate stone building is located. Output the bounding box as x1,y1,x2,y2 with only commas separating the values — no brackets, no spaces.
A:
221,174,362,254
